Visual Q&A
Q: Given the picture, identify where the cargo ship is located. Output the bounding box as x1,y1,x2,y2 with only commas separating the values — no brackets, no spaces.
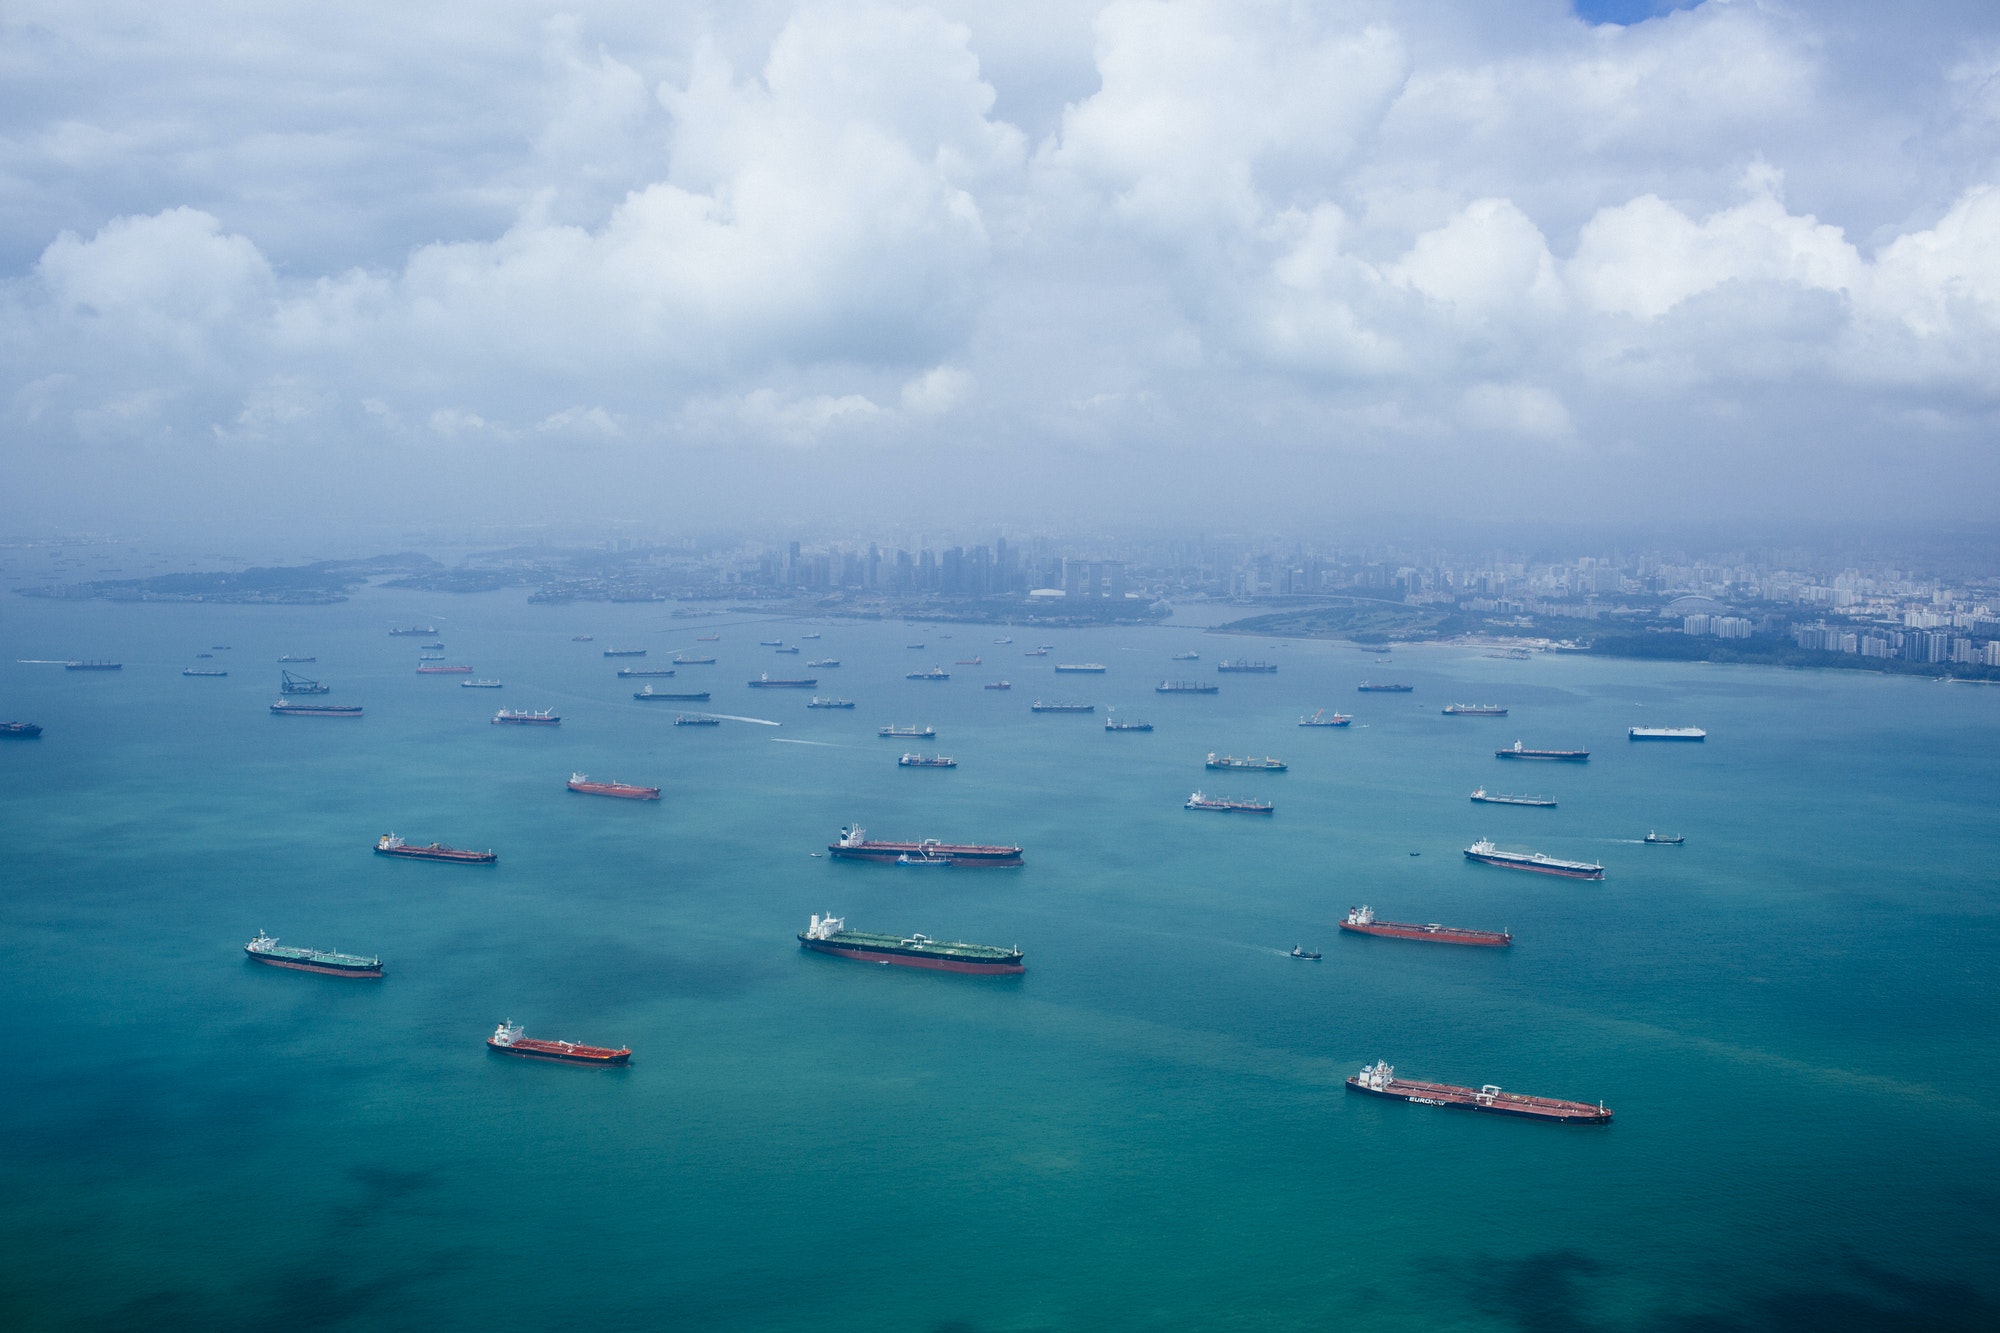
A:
602,648,646,658
829,826,1023,867
64,661,121,671
1,721,43,738
421,643,445,650
487,1021,630,1066
1496,741,1589,761
280,670,329,694
675,714,720,726
388,626,435,637
672,655,717,665
808,697,854,709
1630,726,1707,741
278,655,316,663
567,772,661,801
572,635,594,642
898,753,957,768
1158,680,1219,694
1357,682,1411,692
807,659,840,668
461,679,503,688
906,667,951,681
1346,1061,1610,1124
1470,788,1555,807
1105,717,1153,731
244,931,383,978
984,681,1011,690
774,645,801,654
634,686,709,701
417,665,474,674
1464,839,1603,879
271,699,362,717
955,657,982,666
879,724,934,738
375,833,496,864
1217,661,1277,673
617,668,676,677
1031,701,1094,713
1054,663,1106,673
1185,791,1274,813
749,674,817,688
182,668,228,677
760,639,785,647
492,708,560,725
1170,651,1200,661
1299,710,1352,727
1644,830,1685,845
1207,753,1286,770
418,652,445,660
696,634,720,642
1023,647,1049,657
1443,704,1507,716
1340,905,1510,947
798,914,1024,974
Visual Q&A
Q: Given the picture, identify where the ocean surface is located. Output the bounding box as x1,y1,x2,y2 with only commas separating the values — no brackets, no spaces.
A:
2,588,1997,1332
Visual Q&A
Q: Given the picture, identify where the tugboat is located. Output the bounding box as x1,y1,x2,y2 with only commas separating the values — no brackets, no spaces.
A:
486,1021,630,1066
1289,945,1321,961
244,932,383,978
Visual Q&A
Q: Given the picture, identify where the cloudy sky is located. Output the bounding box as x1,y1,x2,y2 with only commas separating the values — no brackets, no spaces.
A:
3,0,1998,539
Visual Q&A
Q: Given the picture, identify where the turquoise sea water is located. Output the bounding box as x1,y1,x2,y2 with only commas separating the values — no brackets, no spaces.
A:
2,589,1997,1331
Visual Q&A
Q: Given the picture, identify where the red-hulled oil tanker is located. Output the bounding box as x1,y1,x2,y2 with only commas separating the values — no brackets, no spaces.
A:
1339,905,1511,947
486,1021,629,1065
828,824,1022,867
566,772,661,801
1346,1061,1610,1124
375,833,497,864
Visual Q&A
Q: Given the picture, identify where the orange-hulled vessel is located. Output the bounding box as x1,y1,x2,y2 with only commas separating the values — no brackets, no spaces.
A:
567,772,661,801
1340,905,1510,947
486,1021,629,1065
1346,1061,1609,1123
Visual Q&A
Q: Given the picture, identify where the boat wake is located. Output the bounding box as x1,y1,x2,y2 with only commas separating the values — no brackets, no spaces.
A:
705,713,782,726
772,737,862,748
16,660,69,664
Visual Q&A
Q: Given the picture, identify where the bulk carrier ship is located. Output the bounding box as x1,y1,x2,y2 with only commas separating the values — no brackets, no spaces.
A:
1464,839,1603,879
1340,906,1510,947
1496,740,1589,761
798,914,1024,974
829,825,1022,866
1347,1061,1610,1124
244,932,383,978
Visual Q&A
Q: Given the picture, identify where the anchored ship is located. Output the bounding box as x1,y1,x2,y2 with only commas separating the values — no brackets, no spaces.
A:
244,932,383,978
278,655,316,663
829,825,1023,867
1340,905,1510,947
1357,682,1411,692
1496,741,1589,761
1170,651,1200,661
1644,830,1685,845
375,833,496,864
634,686,710,701
1105,717,1153,731
1207,753,1286,771
774,646,801,654
280,670,330,694
906,667,951,681
1630,726,1707,741
567,772,661,801
984,681,1012,690
461,679,503,689
807,659,840,668
64,661,121,671
271,699,362,717
955,657,982,666
1470,788,1556,807
674,714,720,726
417,665,474,674
602,648,646,658
388,626,436,637
1157,680,1219,694
749,674,817,688
1347,1061,1610,1124
182,667,228,677
487,1021,630,1065
1217,660,1277,673
898,753,957,768
1,722,43,738
672,655,717,665
1443,704,1508,716
1299,709,1352,727
492,708,560,725
807,697,854,709
798,914,1024,974
1464,839,1603,879
1054,663,1107,673
1185,791,1274,813
617,668,676,677
879,724,934,738
1031,701,1094,713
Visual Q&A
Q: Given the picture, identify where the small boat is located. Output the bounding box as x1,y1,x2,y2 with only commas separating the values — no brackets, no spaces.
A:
984,681,1012,690
1299,709,1352,727
461,679,503,688
1644,831,1685,845
1290,945,1321,961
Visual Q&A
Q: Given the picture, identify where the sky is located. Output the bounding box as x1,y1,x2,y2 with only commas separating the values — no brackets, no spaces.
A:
2,0,1998,541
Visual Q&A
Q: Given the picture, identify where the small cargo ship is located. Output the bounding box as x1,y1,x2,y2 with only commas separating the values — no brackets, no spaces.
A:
461,679,503,688
1347,1061,1610,1124
1496,741,1589,761
955,657,982,666
1023,648,1049,657
984,680,1011,690
417,664,474,674
1357,682,1412,692
1290,945,1321,960
879,724,935,738
749,674,817,688
572,635,594,642
388,626,436,637
280,670,329,695
1630,726,1707,741
1054,663,1106,673
1157,680,1219,694
375,833,496,864
1031,701,1094,713
672,656,717,665
244,932,383,978
1340,905,1510,947
898,753,958,768
617,668,676,677
807,697,854,709
1464,839,1603,879
182,667,228,677
1644,830,1685,845
774,645,801,655
760,639,785,647
1207,753,1286,771
418,652,445,660
807,659,841,668
802,633,820,639
634,686,710,701
1299,709,1352,727
1,721,43,738
1217,661,1278,673
1170,651,1200,661
674,714,721,726
1185,791,1274,814
64,661,121,671
829,826,1023,867
278,655,316,663
906,667,951,681
602,648,647,658
487,1021,630,1065
1443,704,1507,716
1105,717,1153,732
492,708,560,725
271,699,362,717
568,772,661,801
421,643,445,650
696,634,720,642
798,914,1024,974
1470,788,1555,807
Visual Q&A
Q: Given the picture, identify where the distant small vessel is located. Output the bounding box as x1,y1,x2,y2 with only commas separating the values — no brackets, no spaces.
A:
1031,701,1094,713
799,913,1024,974
182,667,227,677
1170,651,1200,661
1023,648,1049,657
774,646,801,655
898,753,958,768
1443,704,1507,716
492,708,560,725
1464,839,1602,879
674,714,721,726
1054,663,1106,673
64,661,121,671
807,659,841,668
270,700,362,717
1347,1061,1609,1124
1644,831,1685,845
955,656,982,666
375,833,495,864
1496,741,1589,761
802,633,821,640
906,667,951,681
696,634,720,642
995,637,1013,644
421,643,444,651
417,664,474,674
388,626,435,637
568,772,661,801
572,635,594,642
281,670,330,695
1340,905,1510,947
1206,753,1286,771
672,656,716,665
761,639,786,647
1156,680,1218,694
1289,945,1321,961
1470,788,1555,808
1104,717,1152,732
750,674,817,688
418,652,445,660
1217,661,1277,673
905,644,926,650
807,697,855,709
1357,682,1412,692
245,932,382,978
603,648,647,658
1,721,43,738
487,1021,630,1066
1630,727,1707,742
617,668,676,677
461,679,503,689
879,724,934,738
277,655,316,663
634,686,709,701
1299,710,1352,727
1185,791,1273,814
984,681,1012,690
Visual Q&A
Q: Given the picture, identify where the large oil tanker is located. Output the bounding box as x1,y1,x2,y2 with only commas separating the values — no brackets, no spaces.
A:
271,699,362,717
749,674,818,688
1340,905,1510,947
1464,839,1603,879
1346,1061,1610,1124
828,825,1022,867
244,931,383,978
486,1021,630,1065
1496,740,1589,761
375,833,497,864
567,772,661,801
798,914,1025,974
